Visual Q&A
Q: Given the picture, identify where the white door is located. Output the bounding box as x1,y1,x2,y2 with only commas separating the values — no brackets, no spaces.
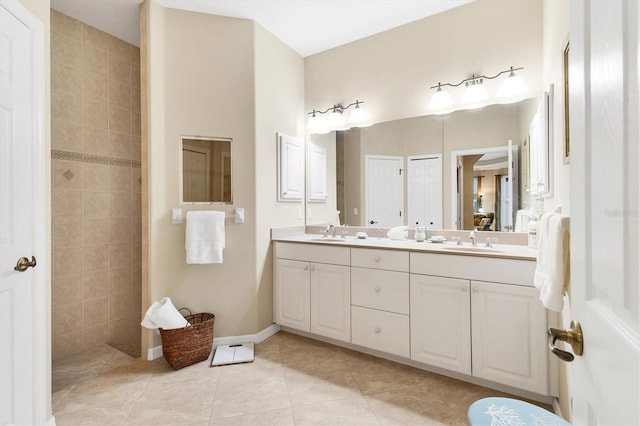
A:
182,148,209,202
365,155,403,227
0,2,48,425
310,262,350,343
407,155,442,228
569,1,639,424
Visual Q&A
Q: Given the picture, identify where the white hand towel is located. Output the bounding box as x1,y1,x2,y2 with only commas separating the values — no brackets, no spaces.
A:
533,212,570,312
185,210,226,264
141,297,190,330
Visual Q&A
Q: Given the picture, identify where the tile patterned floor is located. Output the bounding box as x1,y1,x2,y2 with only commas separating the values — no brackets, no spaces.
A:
53,331,551,425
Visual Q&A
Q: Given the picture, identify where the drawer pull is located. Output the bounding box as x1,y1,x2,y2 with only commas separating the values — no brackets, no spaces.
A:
304,265,309,271
375,286,381,293
374,256,381,262
374,327,381,334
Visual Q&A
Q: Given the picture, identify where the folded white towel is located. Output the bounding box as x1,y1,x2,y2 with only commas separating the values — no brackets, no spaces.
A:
533,212,570,312
141,297,190,330
185,211,225,264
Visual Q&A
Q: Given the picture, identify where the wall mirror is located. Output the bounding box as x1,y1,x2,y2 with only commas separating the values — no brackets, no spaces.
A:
181,136,232,204
305,97,543,231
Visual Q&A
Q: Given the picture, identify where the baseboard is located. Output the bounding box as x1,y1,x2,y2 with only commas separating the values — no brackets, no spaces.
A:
146,323,281,361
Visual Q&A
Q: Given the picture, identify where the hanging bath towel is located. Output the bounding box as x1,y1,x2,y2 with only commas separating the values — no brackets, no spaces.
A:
185,211,226,264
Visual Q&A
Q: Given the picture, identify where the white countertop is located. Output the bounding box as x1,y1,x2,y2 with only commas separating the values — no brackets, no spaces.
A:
272,233,537,261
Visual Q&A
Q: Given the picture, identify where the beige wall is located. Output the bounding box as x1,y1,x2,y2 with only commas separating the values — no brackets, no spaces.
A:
305,0,543,126
50,10,142,360
143,2,304,350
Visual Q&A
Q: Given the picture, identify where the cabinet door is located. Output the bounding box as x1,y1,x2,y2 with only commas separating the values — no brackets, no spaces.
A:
410,274,471,374
310,262,351,342
471,281,548,394
274,259,310,332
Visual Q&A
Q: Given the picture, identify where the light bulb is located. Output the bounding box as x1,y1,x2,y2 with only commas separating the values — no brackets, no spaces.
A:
428,85,453,112
461,78,488,109
327,107,346,130
497,69,528,101
348,102,366,125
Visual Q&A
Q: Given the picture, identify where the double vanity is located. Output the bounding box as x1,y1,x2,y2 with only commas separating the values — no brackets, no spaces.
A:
272,230,557,402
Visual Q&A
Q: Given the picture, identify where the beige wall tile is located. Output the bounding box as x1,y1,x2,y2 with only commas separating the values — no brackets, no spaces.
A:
53,274,84,307
83,218,109,245
83,297,109,328
53,246,84,278
53,215,84,248
109,35,131,60
110,292,132,321
53,93,82,126
51,9,81,39
131,112,141,138
108,54,131,85
83,43,108,75
82,323,109,349
53,62,82,97
83,99,108,132
84,244,109,273
131,136,142,161
131,168,141,193
83,71,108,102
109,105,132,135
53,330,83,360
53,301,84,336
52,121,83,152
84,192,109,218
131,88,141,115
82,24,109,50
109,132,131,159
83,272,109,300
109,242,132,270
109,191,132,217
109,80,132,111
53,189,83,217
53,159,84,190
52,31,81,69
84,163,110,192
110,217,132,243
131,192,141,218
83,127,109,157
109,166,131,192
109,266,132,295
109,317,132,345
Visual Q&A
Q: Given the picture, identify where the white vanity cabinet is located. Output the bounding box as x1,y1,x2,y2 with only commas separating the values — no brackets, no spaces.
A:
274,242,351,343
410,252,548,395
350,249,410,357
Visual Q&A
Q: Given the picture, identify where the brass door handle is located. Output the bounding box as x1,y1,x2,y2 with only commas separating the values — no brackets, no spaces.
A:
14,256,37,272
548,320,583,362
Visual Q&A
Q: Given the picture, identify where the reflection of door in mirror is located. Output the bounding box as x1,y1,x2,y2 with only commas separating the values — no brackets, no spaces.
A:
365,155,403,227
407,155,442,228
181,137,232,203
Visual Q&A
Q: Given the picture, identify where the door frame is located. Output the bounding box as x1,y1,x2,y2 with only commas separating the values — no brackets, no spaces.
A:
0,0,49,423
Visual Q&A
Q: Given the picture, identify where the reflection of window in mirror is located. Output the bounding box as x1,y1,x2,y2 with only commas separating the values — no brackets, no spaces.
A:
181,136,232,204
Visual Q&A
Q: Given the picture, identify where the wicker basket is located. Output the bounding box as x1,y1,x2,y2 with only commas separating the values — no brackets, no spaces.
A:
159,313,215,370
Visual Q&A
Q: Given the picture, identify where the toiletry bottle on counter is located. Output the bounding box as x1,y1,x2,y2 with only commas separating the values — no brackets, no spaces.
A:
527,216,539,248
414,227,426,242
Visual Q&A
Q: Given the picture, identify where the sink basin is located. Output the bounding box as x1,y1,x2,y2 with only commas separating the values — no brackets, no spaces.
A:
440,246,503,254
309,237,346,242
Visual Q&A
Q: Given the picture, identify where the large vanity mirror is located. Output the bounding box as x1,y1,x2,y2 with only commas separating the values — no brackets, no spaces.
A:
181,136,232,204
305,97,542,231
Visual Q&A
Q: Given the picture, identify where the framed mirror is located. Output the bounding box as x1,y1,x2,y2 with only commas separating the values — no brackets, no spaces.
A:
181,136,232,204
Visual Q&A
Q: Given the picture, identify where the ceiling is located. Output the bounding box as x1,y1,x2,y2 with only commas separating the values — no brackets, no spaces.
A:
50,0,474,57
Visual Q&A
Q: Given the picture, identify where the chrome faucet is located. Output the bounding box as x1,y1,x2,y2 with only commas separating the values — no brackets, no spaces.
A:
469,230,477,247
325,224,336,238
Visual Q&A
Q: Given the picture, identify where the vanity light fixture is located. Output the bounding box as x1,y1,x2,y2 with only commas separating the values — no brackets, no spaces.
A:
306,100,367,134
428,66,527,112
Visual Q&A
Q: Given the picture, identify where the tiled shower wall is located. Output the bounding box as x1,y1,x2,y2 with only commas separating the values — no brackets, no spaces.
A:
51,10,142,360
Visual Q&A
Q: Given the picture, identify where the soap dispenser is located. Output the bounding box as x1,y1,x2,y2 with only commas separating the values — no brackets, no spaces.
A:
414,227,426,242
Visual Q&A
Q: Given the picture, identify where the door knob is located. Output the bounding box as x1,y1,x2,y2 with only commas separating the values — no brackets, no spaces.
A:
548,320,583,361
369,220,378,225
14,256,37,272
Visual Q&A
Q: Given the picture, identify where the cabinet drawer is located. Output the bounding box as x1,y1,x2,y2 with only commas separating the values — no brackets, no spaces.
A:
275,242,350,266
410,253,535,286
351,268,409,314
351,306,410,358
351,248,409,272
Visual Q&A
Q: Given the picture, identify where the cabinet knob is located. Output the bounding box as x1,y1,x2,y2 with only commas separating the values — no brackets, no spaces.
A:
375,286,381,293
304,265,309,271
461,285,468,292
472,287,479,293
374,256,381,262
310,265,315,271
374,327,381,334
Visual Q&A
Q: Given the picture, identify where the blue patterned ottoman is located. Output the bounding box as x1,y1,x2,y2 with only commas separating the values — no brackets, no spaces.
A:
468,397,569,425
